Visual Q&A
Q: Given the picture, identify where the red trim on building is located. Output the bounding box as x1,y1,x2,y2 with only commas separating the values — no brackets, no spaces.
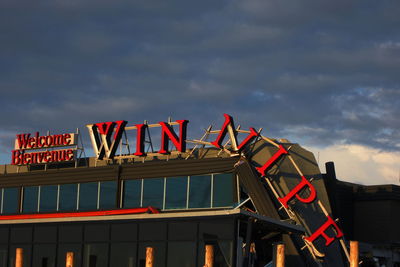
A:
0,207,159,220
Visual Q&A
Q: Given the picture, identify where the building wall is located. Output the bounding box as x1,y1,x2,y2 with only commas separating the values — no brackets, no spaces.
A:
0,217,236,267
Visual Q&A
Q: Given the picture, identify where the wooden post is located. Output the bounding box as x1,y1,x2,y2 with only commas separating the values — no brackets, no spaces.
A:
145,247,154,267
66,252,74,267
350,241,359,267
273,243,285,267
204,245,214,267
15,248,23,267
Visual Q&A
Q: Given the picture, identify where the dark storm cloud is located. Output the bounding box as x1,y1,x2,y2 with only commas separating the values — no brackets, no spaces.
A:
0,0,399,162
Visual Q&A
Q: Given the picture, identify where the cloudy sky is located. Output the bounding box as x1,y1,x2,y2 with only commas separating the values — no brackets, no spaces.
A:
1,0,399,185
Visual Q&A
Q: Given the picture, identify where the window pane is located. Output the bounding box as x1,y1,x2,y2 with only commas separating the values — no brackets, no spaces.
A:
110,243,136,267
139,222,167,241
23,186,38,213
32,244,56,267
111,223,137,242
3,188,19,214
138,242,165,267
58,225,82,243
189,175,211,208
142,178,163,208
0,228,9,244
39,185,58,212
122,180,141,208
34,226,57,243
197,240,233,267
0,246,7,267
165,177,187,209
213,173,235,207
57,244,82,267
79,182,98,211
167,241,196,267
83,244,108,267
85,224,109,242
10,226,32,243
9,245,31,267
59,184,78,211
99,181,117,210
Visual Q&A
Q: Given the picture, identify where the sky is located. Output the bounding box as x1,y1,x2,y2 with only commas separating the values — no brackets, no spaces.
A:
0,0,399,185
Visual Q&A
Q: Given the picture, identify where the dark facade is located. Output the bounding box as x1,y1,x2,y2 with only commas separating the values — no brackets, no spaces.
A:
3,142,397,266
324,162,400,266
0,148,303,267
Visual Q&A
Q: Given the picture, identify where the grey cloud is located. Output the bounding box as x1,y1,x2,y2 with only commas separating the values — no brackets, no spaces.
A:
0,0,399,164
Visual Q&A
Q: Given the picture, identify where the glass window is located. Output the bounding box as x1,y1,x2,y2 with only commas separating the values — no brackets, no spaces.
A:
85,225,109,242
168,222,197,241
32,244,56,267
10,227,32,243
23,186,39,213
99,181,117,210
167,241,196,267
59,184,78,211
199,219,234,240
122,180,142,208
189,175,211,208
142,178,164,208
58,225,82,243
39,185,58,212
197,240,233,267
138,242,165,267
0,245,7,267
139,222,167,241
34,226,57,243
57,244,82,267
83,244,108,267
165,177,187,209
110,243,137,267
3,188,19,214
213,173,235,207
0,228,9,244
9,245,31,267
79,182,98,211
111,223,137,242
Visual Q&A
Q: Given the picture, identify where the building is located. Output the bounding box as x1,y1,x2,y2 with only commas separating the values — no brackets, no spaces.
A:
324,162,400,266
0,115,378,266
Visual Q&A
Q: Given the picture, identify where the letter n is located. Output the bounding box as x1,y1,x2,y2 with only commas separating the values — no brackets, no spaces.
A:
159,120,188,154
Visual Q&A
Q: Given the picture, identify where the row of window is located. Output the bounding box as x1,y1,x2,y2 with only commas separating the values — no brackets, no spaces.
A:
0,173,236,214
0,219,234,267
4,241,232,267
122,173,235,210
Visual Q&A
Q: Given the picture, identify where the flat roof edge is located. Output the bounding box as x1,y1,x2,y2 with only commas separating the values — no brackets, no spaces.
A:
0,209,304,233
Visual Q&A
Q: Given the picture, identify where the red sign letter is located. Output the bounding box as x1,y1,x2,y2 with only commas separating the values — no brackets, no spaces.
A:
211,114,238,150
134,124,147,156
278,176,317,208
159,120,188,154
255,145,288,176
237,127,259,151
305,215,343,246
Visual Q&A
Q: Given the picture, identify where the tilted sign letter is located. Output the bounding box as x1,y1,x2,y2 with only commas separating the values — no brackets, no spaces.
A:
211,113,259,152
278,175,317,208
305,215,344,246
